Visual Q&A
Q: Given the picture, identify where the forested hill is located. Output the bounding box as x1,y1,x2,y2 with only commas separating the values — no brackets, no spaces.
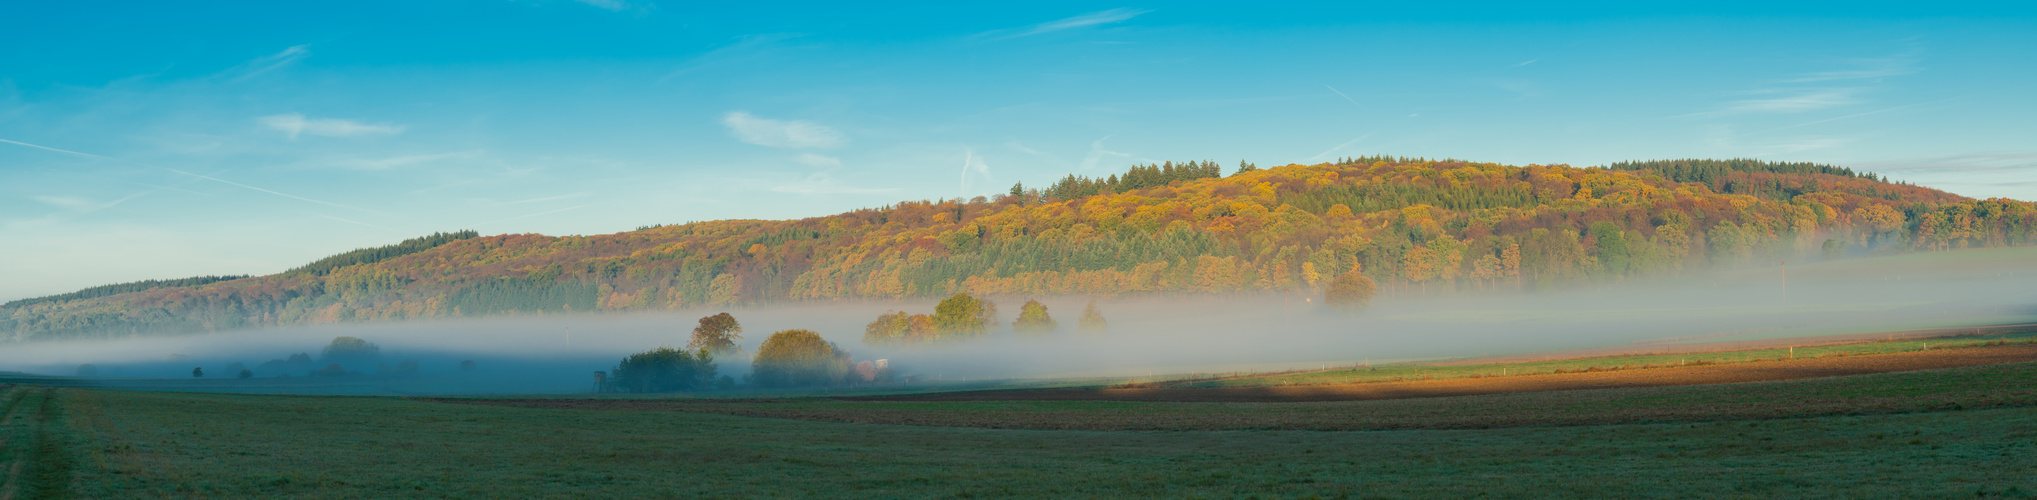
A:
7,157,2034,342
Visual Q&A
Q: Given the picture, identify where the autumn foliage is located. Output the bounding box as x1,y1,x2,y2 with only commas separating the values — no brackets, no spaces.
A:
750,329,850,387
6,156,2035,341
1325,272,1378,309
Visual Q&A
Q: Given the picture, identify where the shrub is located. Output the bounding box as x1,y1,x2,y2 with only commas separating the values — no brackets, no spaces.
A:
609,347,717,393
751,329,850,387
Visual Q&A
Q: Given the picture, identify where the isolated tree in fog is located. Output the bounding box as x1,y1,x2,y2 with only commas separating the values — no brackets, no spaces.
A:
751,329,850,387
609,347,717,393
1078,301,1107,334
1012,299,1057,335
321,336,381,367
686,312,744,355
1325,271,1378,310
933,293,995,337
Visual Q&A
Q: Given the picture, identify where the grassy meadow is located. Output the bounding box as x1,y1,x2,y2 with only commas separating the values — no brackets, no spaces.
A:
2,358,2031,497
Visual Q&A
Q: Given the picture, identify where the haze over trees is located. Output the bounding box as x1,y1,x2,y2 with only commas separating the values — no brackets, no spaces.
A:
934,293,997,337
750,329,851,387
321,336,381,369
607,346,717,393
1012,299,1057,335
7,156,2035,341
1325,271,1379,310
1079,301,1108,334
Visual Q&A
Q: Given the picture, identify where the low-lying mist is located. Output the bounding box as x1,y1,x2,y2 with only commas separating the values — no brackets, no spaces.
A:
5,248,2033,395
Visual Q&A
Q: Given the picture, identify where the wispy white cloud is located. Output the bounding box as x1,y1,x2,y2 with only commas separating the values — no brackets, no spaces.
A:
772,172,899,195
1078,136,1130,171
1786,48,1922,82
722,111,845,149
1752,137,1850,156
1684,89,1861,117
1858,152,2037,173
1513,58,1539,67
958,149,997,195
314,214,394,231
8,134,389,215
573,0,629,11
30,195,96,212
505,192,590,205
795,153,842,167
260,113,405,139
1751,97,1960,135
982,8,1150,40
326,151,478,170
662,33,802,82
1687,48,1923,118
468,205,590,227
219,45,309,82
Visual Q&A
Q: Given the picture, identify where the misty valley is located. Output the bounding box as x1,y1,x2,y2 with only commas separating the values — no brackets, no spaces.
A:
7,4,2037,495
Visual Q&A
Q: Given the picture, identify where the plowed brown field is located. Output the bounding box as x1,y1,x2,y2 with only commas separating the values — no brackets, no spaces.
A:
855,343,2037,403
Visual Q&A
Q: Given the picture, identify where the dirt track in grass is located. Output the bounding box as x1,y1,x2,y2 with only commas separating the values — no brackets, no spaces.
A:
844,343,2037,403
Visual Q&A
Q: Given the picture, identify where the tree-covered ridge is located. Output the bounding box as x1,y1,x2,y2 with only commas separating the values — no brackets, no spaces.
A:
5,158,2034,342
1,275,250,309
1041,160,1225,201
286,230,480,276
1609,158,1870,183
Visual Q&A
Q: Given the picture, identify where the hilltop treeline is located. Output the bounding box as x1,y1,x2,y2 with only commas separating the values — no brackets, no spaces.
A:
5,157,2034,342
2,275,249,309
1042,160,1225,201
287,230,479,276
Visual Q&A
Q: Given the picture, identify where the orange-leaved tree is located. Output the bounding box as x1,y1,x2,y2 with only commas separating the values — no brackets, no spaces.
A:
751,329,849,387
1325,271,1378,310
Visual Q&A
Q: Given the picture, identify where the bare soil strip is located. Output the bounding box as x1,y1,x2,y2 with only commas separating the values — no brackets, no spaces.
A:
846,343,2037,403
1432,322,2037,366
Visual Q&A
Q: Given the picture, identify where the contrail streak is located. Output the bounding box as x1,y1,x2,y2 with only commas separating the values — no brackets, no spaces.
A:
0,138,112,159
959,149,975,196
159,167,387,215
1325,85,1362,108
1308,134,1371,161
3,136,386,215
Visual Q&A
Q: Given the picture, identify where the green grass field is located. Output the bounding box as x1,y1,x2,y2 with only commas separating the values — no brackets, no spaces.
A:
5,357,2035,497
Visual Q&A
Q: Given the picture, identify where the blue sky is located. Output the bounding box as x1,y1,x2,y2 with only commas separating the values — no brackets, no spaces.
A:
3,1,2034,301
